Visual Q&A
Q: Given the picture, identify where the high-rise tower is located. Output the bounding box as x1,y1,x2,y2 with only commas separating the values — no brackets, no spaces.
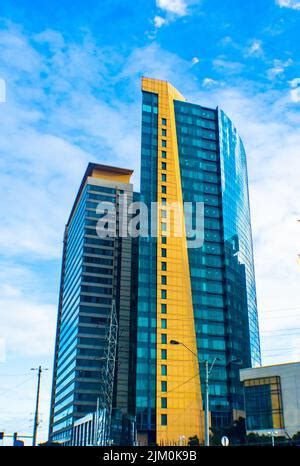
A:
136,78,261,445
49,163,136,444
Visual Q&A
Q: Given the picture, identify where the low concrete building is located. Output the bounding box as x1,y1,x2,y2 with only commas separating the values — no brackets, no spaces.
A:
240,362,300,438
72,412,97,446
71,409,136,446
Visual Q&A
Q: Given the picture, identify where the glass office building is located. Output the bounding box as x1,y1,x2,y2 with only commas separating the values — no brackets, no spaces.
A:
136,78,261,445
49,163,136,444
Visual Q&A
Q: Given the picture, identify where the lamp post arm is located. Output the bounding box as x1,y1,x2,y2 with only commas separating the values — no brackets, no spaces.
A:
208,357,219,376
179,342,199,360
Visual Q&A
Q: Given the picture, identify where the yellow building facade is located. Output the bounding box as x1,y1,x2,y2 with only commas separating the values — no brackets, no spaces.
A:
142,78,204,445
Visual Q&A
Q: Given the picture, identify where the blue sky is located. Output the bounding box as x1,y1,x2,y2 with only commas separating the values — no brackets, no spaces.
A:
0,0,299,444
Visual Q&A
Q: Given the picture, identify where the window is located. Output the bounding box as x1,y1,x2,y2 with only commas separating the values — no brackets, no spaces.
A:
162,185,167,194
162,151,167,159
244,377,284,430
161,197,167,205
161,222,167,232
161,248,167,257
162,162,167,170
161,318,167,329
162,118,167,126
161,414,167,426
161,397,167,408
161,275,167,285
162,173,167,182
161,210,167,218
161,365,167,376
161,236,167,245
162,129,167,136
162,140,167,147
162,262,167,271
161,349,167,360
161,303,167,314
161,334,167,344
142,104,152,113
161,289,167,299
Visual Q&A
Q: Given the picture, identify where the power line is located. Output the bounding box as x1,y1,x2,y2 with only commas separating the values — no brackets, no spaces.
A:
261,327,300,333
261,306,300,313
262,348,299,353
0,375,35,397
166,372,200,395
262,330,300,334
262,332,300,337
259,314,300,320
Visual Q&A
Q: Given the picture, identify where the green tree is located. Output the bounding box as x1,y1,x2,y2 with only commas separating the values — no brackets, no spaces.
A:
292,431,300,444
188,435,200,446
246,433,287,446
210,417,247,446
293,431,300,440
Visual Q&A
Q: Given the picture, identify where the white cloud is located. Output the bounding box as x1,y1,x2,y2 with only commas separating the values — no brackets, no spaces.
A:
0,264,56,357
246,39,264,57
156,0,189,16
153,0,196,30
290,88,300,102
213,57,245,74
267,58,293,79
0,25,141,260
202,77,218,88
0,283,21,298
219,36,234,47
191,56,200,65
0,299,56,357
289,78,300,104
268,66,285,78
154,15,166,28
290,78,300,87
289,77,300,102
275,0,300,9
119,42,193,90
0,263,56,442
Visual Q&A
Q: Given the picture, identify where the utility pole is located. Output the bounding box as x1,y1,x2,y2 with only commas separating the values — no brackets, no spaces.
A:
31,366,48,446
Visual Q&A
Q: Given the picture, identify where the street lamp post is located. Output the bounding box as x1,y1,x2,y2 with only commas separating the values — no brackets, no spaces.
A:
203,356,221,446
170,340,242,447
170,339,220,446
204,360,209,447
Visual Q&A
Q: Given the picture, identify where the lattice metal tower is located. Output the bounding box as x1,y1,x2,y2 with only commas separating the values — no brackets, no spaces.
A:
96,299,118,445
